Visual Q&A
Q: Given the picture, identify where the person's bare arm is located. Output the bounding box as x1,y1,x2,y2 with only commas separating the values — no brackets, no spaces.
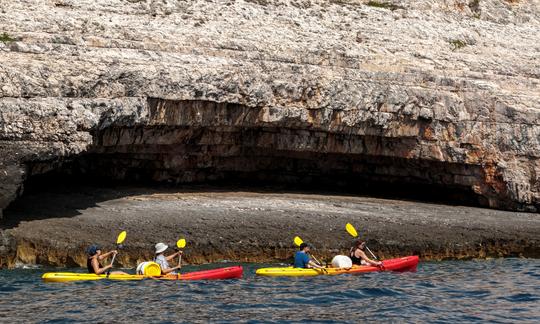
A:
165,251,182,262
92,258,111,275
308,260,325,269
161,264,181,274
358,250,381,266
98,250,117,261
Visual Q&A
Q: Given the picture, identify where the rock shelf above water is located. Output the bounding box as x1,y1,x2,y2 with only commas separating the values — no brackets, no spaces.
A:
1,186,538,268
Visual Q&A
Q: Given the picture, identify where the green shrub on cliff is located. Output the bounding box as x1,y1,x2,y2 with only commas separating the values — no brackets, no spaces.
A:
0,32,15,43
449,39,467,51
469,0,481,18
245,0,271,6
366,1,404,11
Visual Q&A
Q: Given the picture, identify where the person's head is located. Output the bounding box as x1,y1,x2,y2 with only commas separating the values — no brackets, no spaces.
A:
354,240,366,250
299,242,311,252
155,242,168,255
87,245,101,257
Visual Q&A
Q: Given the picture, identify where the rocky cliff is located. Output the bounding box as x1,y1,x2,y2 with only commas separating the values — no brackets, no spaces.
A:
1,0,539,216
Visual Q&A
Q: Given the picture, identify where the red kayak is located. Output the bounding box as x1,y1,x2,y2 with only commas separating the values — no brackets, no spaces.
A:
348,255,419,274
163,266,244,280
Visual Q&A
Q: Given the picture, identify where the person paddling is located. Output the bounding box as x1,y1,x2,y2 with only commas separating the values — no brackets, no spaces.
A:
350,240,382,267
294,243,325,269
154,242,182,275
86,245,127,275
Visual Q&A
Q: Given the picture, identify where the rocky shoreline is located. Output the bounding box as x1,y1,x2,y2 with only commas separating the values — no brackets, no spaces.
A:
1,185,538,269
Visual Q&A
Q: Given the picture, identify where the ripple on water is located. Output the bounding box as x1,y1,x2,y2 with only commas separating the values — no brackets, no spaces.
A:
502,293,539,303
0,259,538,322
0,285,20,293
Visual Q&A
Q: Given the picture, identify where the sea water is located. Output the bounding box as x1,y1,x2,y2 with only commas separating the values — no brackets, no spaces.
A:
0,259,538,323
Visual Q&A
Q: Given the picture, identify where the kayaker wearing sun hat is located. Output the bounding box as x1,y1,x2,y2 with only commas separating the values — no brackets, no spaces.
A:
86,245,127,275
154,242,183,275
350,240,382,266
294,243,325,269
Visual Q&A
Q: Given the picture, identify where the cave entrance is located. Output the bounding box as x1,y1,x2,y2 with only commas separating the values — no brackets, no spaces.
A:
17,98,487,208
22,151,485,208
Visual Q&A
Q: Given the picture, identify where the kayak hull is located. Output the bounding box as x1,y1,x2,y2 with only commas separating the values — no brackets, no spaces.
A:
42,266,243,282
256,256,419,277
162,266,243,280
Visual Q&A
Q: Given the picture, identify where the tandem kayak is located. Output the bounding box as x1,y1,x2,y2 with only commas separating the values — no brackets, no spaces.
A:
42,266,243,282
256,256,419,277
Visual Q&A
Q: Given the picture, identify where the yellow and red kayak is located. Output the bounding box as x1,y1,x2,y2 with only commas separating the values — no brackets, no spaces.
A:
256,256,419,277
42,266,243,282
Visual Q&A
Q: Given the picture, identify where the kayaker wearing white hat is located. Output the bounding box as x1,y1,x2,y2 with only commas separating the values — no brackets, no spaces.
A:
154,242,182,275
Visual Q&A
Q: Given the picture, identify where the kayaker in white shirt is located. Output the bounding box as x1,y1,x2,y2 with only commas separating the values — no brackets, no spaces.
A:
154,242,183,275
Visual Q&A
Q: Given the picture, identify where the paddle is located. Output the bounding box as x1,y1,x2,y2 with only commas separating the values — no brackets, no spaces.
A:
176,238,186,266
293,236,324,268
345,223,378,260
107,231,126,277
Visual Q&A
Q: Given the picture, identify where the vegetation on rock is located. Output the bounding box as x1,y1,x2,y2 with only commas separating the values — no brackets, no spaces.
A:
449,39,467,51
0,32,15,43
366,1,404,11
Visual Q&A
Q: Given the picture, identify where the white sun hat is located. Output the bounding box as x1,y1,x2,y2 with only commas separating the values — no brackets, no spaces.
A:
155,242,168,254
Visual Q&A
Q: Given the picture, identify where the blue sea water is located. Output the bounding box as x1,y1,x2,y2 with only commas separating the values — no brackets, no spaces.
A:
0,259,538,323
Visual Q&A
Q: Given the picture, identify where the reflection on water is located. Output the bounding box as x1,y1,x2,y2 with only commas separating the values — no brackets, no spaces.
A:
0,259,539,322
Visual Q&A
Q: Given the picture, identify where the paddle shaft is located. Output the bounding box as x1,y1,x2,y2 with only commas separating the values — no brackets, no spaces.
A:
366,245,378,260
176,238,186,267
347,224,379,260
106,247,119,277
110,253,118,267
310,254,323,267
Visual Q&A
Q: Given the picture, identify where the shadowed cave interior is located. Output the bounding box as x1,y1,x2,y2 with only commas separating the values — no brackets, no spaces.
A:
18,133,486,210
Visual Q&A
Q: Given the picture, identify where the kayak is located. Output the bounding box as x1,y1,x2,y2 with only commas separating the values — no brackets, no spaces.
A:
256,256,419,277
163,266,243,281
42,266,243,282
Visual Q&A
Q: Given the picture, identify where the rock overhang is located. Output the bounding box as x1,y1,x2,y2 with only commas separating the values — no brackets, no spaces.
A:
0,0,539,215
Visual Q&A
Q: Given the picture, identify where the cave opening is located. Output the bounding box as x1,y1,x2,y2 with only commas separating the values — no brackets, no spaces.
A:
20,149,486,207
7,98,490,221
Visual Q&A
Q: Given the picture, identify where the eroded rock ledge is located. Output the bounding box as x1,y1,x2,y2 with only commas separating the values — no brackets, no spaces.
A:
1,0,540,215
1,188,539,268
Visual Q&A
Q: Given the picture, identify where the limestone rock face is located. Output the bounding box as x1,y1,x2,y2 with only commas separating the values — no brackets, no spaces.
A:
1,0,539,215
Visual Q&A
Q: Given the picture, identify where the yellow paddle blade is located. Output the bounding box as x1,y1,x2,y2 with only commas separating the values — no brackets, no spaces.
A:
345,223,358,237
293,236,303,247
177,238,186,249
116,231,127,244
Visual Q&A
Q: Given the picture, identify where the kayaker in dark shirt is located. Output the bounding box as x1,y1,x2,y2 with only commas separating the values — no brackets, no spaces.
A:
86,245,127,275
294,243,325,269
350,240,382,267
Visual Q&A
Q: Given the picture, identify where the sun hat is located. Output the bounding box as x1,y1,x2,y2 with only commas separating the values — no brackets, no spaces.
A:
155,242,168,254
87,245,101,256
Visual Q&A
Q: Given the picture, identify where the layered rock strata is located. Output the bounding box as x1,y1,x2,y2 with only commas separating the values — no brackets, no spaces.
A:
1,0,540,216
